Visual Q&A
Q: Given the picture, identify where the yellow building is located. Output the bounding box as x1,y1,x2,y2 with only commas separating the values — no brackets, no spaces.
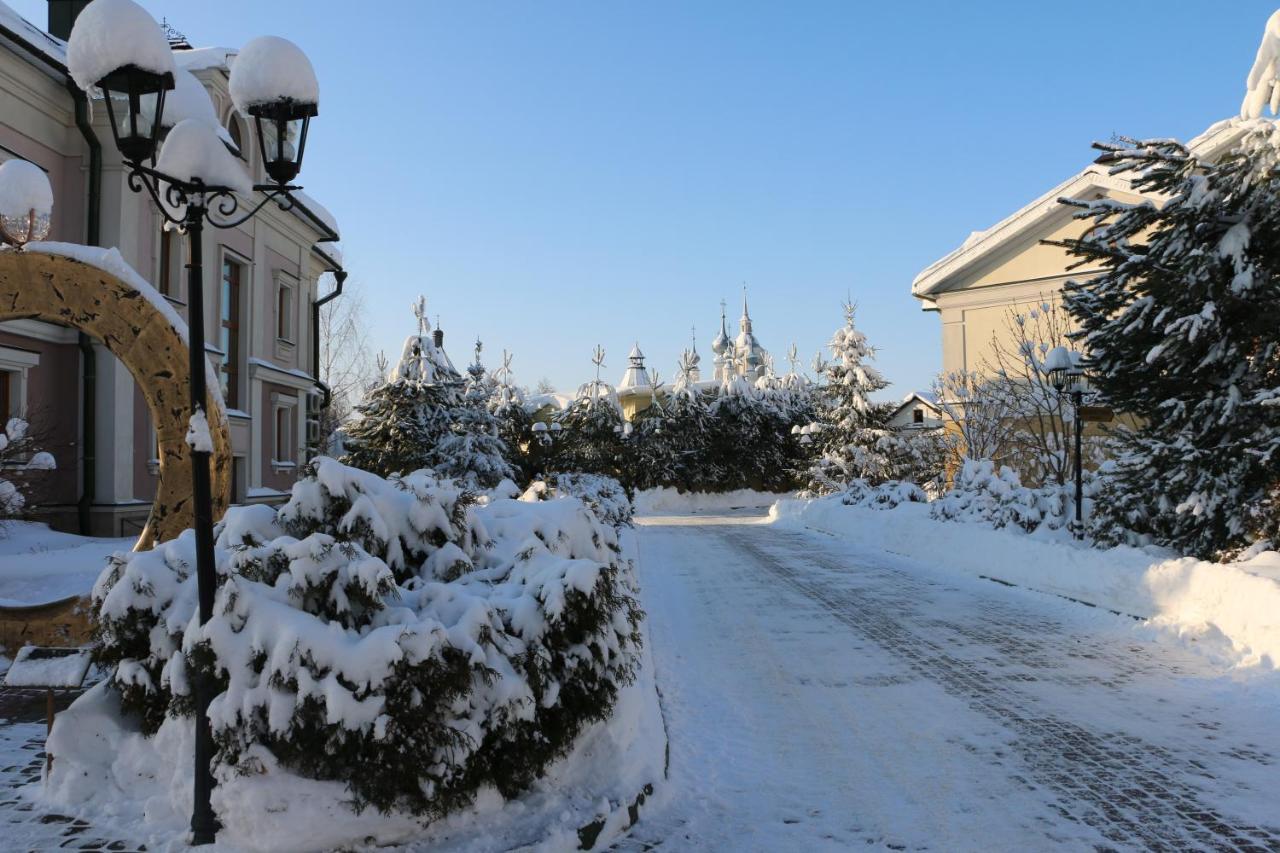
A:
911,121,1247,378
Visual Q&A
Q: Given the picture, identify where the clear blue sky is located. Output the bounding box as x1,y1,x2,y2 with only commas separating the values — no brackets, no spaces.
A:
11,0,1278,396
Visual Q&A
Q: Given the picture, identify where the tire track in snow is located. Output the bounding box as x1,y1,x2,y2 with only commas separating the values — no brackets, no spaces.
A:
725,523,1280,852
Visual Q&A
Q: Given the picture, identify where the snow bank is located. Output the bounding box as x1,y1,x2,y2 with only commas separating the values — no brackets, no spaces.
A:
0,521,133,607
635,487,788,515
772,497,1280,668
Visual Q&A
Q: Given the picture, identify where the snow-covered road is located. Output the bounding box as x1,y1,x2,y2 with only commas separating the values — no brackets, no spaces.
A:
625,511,1280,852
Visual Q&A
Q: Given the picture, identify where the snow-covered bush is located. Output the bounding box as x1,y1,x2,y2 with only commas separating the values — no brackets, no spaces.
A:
519,473,634,530
930,459,1092,533
88,457,643,820
552,473,634,529
837,479,927,510
0,416,57,520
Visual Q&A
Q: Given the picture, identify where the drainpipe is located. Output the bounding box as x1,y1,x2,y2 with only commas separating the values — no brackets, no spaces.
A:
311,262,345,410
70,82,99,535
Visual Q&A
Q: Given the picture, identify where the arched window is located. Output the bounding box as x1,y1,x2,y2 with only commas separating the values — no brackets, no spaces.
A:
227,116,246,159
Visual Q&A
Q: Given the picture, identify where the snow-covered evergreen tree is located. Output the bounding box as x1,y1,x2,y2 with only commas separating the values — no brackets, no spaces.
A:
343,299,514,489
1060,121,1280,557
804,302,901,493
91,457,643,819
656,350,723,490
552,346,629,482
488,350,537,484
709,373,794,492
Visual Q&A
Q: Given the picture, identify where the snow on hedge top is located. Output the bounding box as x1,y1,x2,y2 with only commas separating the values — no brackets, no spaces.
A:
1243,10,1280,119
155,119,253,195
228,35,319,113
0,159,52,217
66,0,176,92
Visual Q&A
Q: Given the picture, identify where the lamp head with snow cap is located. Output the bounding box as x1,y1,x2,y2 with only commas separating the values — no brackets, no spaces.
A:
0,160,53,248
67,0,176,166
229,36,320,186
1042,345,1085,393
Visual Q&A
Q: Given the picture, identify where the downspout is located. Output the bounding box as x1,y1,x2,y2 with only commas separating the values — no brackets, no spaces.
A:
70,83,99,535
311,263,346,410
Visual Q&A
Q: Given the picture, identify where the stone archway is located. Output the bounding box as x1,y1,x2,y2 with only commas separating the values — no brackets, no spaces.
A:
0,248,231,551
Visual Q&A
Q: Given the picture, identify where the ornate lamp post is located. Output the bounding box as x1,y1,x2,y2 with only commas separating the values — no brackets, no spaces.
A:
66,1,320,844
1044,346,1086,539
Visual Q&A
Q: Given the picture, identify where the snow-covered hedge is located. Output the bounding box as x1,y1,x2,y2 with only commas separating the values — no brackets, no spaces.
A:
838,479,927,510
87,457,643,819
521,473,634,530
551,473,634,529
930,459,1092,533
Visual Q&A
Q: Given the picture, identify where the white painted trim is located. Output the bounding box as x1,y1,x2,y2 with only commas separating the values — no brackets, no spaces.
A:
0,319,78,344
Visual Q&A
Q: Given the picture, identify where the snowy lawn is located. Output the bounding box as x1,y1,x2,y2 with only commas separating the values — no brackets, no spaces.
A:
0,521,133,607
772,497,1280,669
625,509,1280,850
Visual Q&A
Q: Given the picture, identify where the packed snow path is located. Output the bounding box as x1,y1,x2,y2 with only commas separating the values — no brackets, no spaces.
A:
624,511,1280,852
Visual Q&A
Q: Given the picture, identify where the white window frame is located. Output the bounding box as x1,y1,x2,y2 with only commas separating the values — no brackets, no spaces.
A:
271,392,298,471
275,273,296,344
0,346,40,419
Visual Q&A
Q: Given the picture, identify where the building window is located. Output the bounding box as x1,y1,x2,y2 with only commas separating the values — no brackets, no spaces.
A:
277,279,294,341
0,347,39,420
220,256,243,407
232,456,246,503
158,228,174,296
0,371,12,420
228,117,245,159
913,408,925,425
273,400,296,465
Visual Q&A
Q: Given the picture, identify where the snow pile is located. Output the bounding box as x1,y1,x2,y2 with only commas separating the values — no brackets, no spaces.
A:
773,496,1280,668
930,459,1090,533
0,159,52,217
634,488,787,515
65,0,176,92
58,457,646,838
0,522,133,607
228,35,319,112
155,119,253,195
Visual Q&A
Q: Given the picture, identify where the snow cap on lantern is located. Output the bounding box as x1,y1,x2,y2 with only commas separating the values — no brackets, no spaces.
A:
228,36,319,185
65,0,176,92
67,0,176,165
228,36,319,112
0,159,53,247
156,119,254,196
1041,345,1074,374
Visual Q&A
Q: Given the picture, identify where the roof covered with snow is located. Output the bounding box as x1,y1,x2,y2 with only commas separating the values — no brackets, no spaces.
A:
912,120,1254,303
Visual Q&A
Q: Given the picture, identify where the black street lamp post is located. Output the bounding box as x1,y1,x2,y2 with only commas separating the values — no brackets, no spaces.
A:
1045,346,1086,539
67,5,319,845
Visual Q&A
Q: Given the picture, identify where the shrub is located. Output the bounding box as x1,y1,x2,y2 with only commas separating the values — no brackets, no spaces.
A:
91,457,643,819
